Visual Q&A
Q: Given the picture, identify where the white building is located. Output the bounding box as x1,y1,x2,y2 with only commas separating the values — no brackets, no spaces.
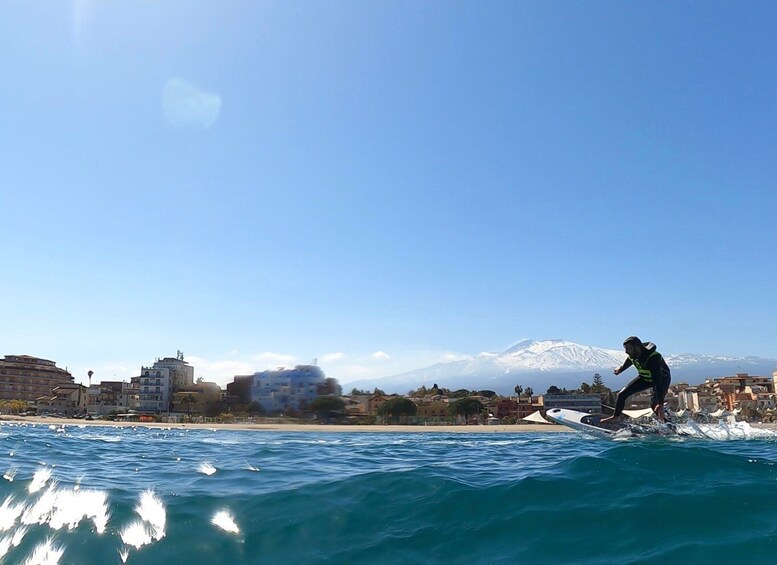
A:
250,365,327,413
138,353,194,413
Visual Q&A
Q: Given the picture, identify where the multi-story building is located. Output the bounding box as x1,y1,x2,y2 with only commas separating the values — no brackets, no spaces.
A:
707,373,775,394
249,365,328,413
225,374,253,405
368,394,391,415
138,353,194,413
414,400,450,422
84,380,139,415
342,395,371,416
495,398,541,421
0,355,75,403
37,383,88,416
171,381,222,415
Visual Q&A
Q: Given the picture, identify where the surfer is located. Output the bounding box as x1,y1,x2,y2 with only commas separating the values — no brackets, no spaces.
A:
601,336,671,424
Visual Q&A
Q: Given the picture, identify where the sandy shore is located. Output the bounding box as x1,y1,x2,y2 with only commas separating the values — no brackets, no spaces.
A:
6,415,774,433
0,415,567,433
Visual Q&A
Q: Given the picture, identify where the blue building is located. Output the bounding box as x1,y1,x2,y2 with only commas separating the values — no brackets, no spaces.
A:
250,365,327,413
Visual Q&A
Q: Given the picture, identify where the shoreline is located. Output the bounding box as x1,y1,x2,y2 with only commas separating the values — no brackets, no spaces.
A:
4,415,774,433
0,415,568,433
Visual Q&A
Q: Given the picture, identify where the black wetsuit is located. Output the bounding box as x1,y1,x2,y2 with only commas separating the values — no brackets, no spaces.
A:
614,344,671,416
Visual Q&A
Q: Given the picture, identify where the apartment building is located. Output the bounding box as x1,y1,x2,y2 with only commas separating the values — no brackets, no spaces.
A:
138,353,194,413
0,355,75,403
249,365,327,413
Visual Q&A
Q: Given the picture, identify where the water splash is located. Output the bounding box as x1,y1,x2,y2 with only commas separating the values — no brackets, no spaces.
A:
0,535,11,560
135,491,166,540
676,420,777,440
211,510,239,534
0,527,27,560
28,468,52,494
120,491,166,553
0,496,25,531
48,489,110,534
22,485,58,526
120,520,155,550
22,537,65,565
198,462,217,476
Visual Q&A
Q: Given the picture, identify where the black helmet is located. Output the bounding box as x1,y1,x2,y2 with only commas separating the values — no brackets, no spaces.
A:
623,336,643,347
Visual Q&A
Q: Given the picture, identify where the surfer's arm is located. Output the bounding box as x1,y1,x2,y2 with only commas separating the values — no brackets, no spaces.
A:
614,358,632,375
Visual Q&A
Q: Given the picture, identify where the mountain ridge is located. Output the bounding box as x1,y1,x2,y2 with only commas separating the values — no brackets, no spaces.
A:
346,339,777,395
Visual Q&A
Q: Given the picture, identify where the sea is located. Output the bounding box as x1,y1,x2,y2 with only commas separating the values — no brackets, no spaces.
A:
2,422,777,565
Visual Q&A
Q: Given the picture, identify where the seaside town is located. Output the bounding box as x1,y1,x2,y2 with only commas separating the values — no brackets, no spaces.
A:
2,352,777,426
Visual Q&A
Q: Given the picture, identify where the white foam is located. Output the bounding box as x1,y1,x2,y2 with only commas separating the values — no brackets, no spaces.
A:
0,496,25,531
21,537,64,565
211,510,239,534
22,486,58,526
135,491,166,540
0,536,11,560
120,520,154,549
48,489,110,534
198,462,217,476
675,420,777,440
28,469,52,494
11,526,27,547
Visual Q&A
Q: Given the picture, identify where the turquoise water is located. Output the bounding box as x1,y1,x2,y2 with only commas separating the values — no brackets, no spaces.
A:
2,422,777,564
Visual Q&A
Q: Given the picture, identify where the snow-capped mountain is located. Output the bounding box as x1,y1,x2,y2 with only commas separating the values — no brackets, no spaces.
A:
346,339,777,396
496,339,626,370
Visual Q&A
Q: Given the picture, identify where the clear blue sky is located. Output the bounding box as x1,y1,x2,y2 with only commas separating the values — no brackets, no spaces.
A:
3,1,776,387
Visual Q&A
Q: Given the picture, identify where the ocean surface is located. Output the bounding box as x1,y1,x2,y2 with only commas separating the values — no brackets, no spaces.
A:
2,422,777,564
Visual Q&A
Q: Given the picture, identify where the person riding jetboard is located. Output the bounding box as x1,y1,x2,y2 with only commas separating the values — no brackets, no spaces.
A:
601,336,671,425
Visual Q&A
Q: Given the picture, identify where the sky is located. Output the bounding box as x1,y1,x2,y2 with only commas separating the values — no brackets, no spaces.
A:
2,1,776,388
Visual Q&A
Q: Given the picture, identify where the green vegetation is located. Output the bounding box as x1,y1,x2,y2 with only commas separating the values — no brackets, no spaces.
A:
377,397,417,424
449,397,484,423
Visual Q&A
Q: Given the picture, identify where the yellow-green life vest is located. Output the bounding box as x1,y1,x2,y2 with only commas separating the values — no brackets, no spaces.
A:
630,350,660,382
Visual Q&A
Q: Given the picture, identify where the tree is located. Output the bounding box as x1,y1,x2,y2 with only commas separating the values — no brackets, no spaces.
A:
477,390,497,398
451,389,470,398
524,387,533,397
247,401,265,416
514,385,523,397
322,377,342,396
546,385,562,395
377,398,417,424
591,373,606,393
309,396,346,422
350,388,370,396
449,398,485,424
579,382,592,394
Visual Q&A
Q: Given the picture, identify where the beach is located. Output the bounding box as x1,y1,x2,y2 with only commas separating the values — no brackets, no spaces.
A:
5,414,776,433
0,414,568,433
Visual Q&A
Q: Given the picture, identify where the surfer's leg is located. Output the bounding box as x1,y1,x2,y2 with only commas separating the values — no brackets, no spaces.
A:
651,377,672,422
612,377,653,417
